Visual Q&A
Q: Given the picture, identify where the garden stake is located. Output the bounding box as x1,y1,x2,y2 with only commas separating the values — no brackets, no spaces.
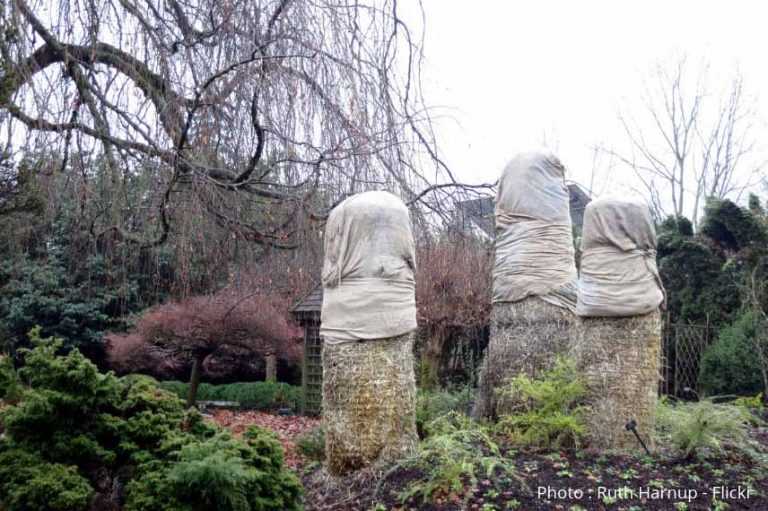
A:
625,419,651,456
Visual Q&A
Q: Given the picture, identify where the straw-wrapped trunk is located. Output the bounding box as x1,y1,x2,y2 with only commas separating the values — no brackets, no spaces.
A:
322,332,418,475
473,297,576,419
571,310,662,451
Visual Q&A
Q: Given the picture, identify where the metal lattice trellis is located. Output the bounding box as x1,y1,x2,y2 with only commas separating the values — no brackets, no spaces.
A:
660,317,713,397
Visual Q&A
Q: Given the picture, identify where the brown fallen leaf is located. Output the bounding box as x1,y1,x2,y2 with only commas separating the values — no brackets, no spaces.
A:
208,409,321,469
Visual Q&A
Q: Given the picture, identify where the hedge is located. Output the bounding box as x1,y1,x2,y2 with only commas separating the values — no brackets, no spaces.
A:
158,380,303,411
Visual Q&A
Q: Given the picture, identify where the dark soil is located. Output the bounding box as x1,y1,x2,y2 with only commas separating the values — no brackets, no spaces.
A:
300,427,768,511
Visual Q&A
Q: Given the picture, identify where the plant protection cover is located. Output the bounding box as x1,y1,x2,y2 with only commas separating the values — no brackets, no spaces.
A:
576,198,665,317
492,152,577,311
321,191,417,343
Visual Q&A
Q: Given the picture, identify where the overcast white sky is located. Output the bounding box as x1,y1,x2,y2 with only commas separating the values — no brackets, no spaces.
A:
406,0,768,214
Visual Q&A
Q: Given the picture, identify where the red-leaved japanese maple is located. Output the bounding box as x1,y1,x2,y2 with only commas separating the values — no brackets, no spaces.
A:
109,289,300,406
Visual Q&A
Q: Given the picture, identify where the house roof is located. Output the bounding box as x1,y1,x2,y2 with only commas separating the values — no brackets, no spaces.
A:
454,183,592,237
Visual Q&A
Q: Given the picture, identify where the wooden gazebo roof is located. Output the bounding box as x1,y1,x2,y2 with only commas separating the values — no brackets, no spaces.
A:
290,284,323,321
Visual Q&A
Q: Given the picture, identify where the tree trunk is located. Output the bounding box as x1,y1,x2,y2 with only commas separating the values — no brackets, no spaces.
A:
186,354,205,408
420,327,445,390
265,353,277,382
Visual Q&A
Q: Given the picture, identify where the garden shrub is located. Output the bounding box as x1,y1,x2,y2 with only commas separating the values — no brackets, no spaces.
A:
158,380,303,411
124,428,302,511
0,256,135,365
111,290,301,406
655,398,760,460
296,425,325,462
495,357,588,449
0,353,21,402
415,387,473,438
0,329,302,511
658,214,694,240
154,380,190,403
657,202,768,333
657,236,741,328
699,310,765,396
700,198,768,254
733,393,765,415
0,449,93,511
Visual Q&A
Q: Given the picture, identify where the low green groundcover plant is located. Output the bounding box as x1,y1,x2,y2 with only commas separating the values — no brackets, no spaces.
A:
295,425,325,462
158,380,303,411
699,309,766,396
394,412,527,506
733,393,765,415
0,328,302,511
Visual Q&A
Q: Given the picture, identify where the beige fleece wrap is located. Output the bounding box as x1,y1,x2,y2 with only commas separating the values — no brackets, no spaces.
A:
320,191,417,344
492,152,578,311
576,198,665,317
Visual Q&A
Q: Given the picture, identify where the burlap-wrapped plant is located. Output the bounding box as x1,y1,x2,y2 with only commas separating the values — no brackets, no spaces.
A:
320,191,418,475
573,198,665,451
474,152,578,419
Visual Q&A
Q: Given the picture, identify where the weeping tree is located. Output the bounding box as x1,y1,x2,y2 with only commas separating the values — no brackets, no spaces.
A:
0,0,491,258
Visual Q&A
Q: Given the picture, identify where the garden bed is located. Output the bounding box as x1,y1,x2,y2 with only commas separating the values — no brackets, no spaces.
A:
299,437,768,510
213,406,768,510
